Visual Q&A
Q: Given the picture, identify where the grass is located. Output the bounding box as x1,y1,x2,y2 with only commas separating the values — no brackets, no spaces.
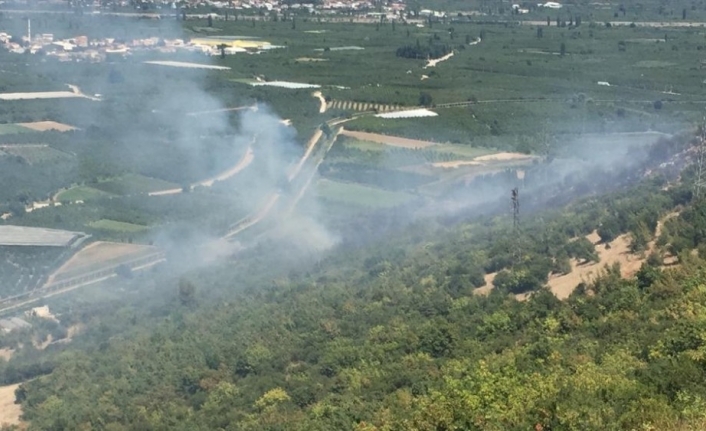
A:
56,186,115,203
0,124,32,135
88,219,148,233
92,174,180,196
316,178,416,207
1,146,73,164
341,137,494,159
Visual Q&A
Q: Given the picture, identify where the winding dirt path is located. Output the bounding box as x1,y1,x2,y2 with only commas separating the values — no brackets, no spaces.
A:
148,144,254,196
313,91,327,114
424,52,454,69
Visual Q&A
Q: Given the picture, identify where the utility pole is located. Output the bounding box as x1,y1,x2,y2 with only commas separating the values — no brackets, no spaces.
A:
694,117,706,200
511,187,521,266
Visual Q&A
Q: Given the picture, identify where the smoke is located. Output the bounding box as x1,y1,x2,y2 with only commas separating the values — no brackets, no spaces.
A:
8,13,337,274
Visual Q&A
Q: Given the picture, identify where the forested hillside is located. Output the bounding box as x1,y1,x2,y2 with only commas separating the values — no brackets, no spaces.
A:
3,150,706,430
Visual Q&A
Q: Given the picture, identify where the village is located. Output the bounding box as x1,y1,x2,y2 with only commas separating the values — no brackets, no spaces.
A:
0,24,281,60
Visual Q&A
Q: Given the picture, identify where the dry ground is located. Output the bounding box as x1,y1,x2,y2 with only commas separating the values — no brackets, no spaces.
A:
432,160,482,169
0,348,13,361
16,121,77,132
474,152,535,162
47,241,159,283
0,383,23,427
339,129,438,148
475,212,680,300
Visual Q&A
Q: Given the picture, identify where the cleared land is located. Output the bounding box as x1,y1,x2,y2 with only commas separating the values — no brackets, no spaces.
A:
48,241,160,282
0,91,89,100
1,145,73,164
16,121,77,132
474,152,535,162
339,129,438,149
548,232,638,299
56,186,115,203
143,60,230,70
431,160,482,168
376,109,438,119
0,226,84,247
250,81,320,89
316,179,415,207
0,383,22,427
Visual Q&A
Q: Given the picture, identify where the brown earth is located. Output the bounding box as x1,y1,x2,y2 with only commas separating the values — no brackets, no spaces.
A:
339,129,438,149
47,241,159,283
0,383,23,427
0,348,13,361
474,152,535,162
16,121,77,132
432,160,482,169
475,211,681,299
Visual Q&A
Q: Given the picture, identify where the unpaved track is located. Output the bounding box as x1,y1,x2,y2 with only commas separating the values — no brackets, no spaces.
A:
313,91,327,113
424,51,454,69
289,130,323,181
474,152,535,162
340,129,438,148
149,144,254,196
186,106,252,116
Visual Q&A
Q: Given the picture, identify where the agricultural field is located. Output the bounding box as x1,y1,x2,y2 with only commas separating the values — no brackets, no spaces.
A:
55,186,115,203
87,219,148,233
49,241,161,282
0,124,32,135
316,178,416,208
16,121,77,132
90,174,181,196
0,145,73,165
0,9,697,246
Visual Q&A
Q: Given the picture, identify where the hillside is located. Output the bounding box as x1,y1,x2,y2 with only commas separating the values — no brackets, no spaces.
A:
0,155,705,430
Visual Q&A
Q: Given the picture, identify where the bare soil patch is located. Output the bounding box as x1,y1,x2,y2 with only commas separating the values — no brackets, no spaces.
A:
48,241,159,282
0,348,13,361
432,160,482,169
474,272,497,296
0,383,23,427
474,152,535,162
476,211,681,300
17,121,77,132
340,129,437,149
313,91,327,114
548,232,639,299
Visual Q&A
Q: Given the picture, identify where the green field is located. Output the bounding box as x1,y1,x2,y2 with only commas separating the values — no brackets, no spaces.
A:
342,137,495,159
56,186,115,203
0,124,32,135
316,178,416,207
88,219,148,232
92,174,180,196
1,145,73,164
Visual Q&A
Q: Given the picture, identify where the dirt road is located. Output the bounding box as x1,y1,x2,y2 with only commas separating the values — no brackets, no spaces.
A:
313,91,327,114
148,145,254,196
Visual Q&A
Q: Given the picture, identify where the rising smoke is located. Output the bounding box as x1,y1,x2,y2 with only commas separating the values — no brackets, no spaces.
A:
12,12,338,273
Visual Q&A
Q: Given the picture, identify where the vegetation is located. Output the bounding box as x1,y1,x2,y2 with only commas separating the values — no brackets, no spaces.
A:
1,6,706,431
